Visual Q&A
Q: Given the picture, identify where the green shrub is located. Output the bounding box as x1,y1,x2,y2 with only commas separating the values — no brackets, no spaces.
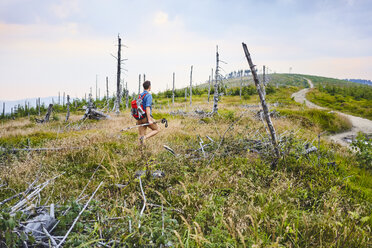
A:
279,109,352,133
352,133,372,170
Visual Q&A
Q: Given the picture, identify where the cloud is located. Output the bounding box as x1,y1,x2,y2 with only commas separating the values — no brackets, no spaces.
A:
153,11,169,26
50,0,80,19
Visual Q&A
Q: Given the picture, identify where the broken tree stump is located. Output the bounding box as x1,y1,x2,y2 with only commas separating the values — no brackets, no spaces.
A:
35,104,53,123
81,97,111,121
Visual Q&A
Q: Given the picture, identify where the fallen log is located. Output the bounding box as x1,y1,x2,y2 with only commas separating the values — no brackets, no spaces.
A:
0,146,80,153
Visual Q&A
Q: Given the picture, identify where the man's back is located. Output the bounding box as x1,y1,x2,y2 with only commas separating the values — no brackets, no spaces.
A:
140,90,152,115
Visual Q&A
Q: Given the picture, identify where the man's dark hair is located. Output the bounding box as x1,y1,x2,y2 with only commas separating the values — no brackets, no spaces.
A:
143,80,151,90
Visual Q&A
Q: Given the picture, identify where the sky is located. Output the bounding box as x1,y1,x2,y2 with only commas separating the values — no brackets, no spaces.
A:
0,0,371,101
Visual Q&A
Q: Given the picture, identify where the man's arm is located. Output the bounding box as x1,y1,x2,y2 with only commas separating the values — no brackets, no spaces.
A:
146,106,152,124
145,94,153,124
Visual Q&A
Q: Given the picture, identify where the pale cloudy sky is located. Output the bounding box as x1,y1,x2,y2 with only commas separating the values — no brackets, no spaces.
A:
0,0,371,100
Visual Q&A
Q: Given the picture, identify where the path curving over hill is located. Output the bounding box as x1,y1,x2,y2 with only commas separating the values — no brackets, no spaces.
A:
291,78,372,146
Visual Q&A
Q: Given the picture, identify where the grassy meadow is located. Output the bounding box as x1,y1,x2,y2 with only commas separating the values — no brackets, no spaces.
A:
0,74,371,247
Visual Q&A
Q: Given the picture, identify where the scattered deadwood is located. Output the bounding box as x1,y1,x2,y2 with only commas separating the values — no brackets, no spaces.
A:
56,181,103,247
0,146,80,154
35,104,53,123
0,173,106,247
242,43,280,164
81,97,111,121
169,108,209,118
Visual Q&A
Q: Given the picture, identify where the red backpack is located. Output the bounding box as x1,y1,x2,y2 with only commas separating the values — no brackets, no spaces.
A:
131,93,148,120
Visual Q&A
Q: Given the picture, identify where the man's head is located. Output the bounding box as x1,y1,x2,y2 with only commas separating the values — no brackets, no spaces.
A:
143,80,151,90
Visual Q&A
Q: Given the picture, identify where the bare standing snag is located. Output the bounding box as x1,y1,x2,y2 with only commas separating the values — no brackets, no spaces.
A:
242,42,280,164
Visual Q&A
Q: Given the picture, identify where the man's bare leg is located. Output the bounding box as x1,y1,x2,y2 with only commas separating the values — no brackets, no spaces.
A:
138,119,147,145
144,117,159,140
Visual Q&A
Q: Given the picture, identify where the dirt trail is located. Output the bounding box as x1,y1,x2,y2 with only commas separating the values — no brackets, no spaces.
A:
291,78,372,146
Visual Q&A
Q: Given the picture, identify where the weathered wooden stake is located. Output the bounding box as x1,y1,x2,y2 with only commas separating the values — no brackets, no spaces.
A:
125,82,129,109
208,68,213,102
242,43,280,162
240,70,243,100
106,76,109,111
212,46,220,114
138,74,141,96
96,75,98,101
119,84,123,109
116,35,122,115
172,72,175,106
65,95,70,122
189,65,193,106
38,98,41,116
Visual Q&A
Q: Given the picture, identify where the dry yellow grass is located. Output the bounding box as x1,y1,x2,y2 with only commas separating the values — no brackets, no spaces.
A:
0,102,325,189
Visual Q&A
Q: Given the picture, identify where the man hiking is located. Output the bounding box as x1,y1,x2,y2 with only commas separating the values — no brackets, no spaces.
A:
137,80,159,144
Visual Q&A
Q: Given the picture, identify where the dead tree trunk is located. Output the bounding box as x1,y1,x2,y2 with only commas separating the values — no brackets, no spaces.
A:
2,102,5,117
119,83,123,107
138,74,141,96
240,70,243,100
106,76,109,111
172,72,175,106
208,68,213,102
116,35,122,115
96,75,98,101
212,46,220,114
184,88,187,102
38,98,40,116
125,82,129,109
207,75,211,102
143,74,146,82
65,95,70,122
36,104,53,123
262,65,266,97
44,104,53,122
242,43,280,162
189,65,193,106
58,92,60,105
